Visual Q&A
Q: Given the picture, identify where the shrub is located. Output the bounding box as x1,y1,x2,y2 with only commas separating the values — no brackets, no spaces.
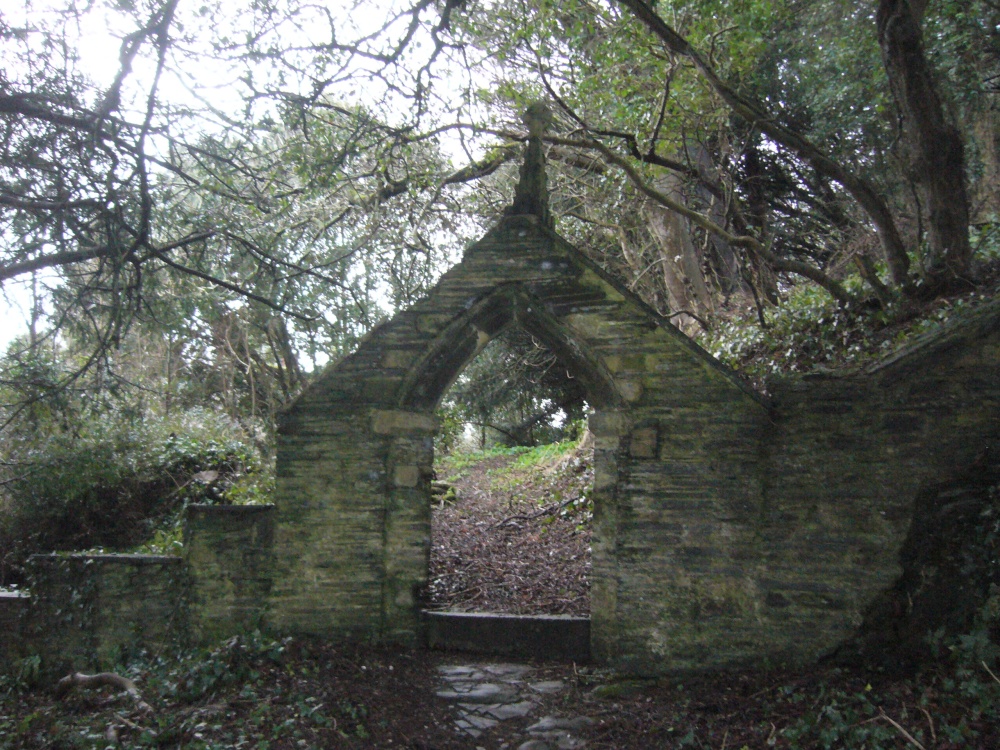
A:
0,409,270,586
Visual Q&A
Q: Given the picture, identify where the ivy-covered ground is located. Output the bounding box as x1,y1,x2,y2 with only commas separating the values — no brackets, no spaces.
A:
703,255,1000,388
2,631,1000,749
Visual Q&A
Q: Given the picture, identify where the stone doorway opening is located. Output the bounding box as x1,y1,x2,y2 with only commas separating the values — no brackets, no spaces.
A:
424,327,595,620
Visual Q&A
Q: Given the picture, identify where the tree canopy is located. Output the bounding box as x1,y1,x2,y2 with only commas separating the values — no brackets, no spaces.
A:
0,0,997,444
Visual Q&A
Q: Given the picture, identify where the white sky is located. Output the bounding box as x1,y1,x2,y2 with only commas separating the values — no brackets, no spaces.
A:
1,0,496,354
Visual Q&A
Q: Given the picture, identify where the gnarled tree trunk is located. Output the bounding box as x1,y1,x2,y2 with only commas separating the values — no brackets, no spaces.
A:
877,0,972,290
644,173,714,334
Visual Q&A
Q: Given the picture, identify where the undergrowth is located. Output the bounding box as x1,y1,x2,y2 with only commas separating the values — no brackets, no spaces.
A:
705,263,1000,385
3,627,1000,749
0,633,380,749
0,408,271,586
437,432,580,479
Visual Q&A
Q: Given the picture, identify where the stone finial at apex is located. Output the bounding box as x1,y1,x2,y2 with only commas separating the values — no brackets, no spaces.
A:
523,101,554,138
504,101,553,228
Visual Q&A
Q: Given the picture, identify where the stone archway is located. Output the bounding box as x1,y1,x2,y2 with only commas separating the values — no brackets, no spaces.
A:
387,284,629,651
270,169,770,670
258,126,1000,674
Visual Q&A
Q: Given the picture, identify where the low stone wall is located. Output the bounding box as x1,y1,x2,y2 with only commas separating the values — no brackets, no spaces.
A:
0,591,29,663
3,504,275,674
24,554,187,674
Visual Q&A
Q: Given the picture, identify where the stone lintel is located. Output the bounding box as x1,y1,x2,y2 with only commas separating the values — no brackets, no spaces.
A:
372,409,439,435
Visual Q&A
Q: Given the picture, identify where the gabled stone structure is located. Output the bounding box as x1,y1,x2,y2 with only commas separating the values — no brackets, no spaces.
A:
6,126,1000,677
269,114,1000,671
271,129,776,673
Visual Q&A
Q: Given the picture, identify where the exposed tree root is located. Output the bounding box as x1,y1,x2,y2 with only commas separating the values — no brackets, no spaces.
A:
55,672,153,714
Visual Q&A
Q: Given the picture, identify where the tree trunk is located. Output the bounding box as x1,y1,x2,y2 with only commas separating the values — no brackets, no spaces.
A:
877,0,972,290
644,174,714,334
689,142,748,298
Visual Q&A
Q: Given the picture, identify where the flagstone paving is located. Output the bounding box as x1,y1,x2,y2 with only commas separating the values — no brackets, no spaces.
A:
435,662,594,749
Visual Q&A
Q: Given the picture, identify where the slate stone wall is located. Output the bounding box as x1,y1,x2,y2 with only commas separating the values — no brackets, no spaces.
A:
761,300,1000,665
10,216,1000,676
22,554,188,674
270,214,1000,675
3,505,274,674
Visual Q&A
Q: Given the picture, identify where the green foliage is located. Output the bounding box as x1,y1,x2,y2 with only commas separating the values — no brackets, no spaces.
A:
509,439,578,469
781,681,904,749
166,631,287,704
782,577,1000,750
437,432,593,531
0,656,41,698
707,273,1000,383
0,408,269,585
433,402,465,456
446,328,586,449
438,443,537,477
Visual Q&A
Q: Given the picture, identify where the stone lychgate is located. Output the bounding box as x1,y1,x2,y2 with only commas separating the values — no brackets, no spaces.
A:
267,128,1000,674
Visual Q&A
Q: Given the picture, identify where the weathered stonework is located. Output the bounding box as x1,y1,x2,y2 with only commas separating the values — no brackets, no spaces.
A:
0,505,275,675
22,554,188,674
273,211,769,672
271,205,1000,674
184,504,275,643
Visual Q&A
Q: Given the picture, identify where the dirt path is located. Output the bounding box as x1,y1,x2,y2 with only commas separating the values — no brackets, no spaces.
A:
428,445,593,616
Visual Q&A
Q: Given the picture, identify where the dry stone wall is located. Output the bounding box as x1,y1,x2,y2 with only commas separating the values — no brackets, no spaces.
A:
185,504,275,642
272,214,1000,675
5,210,1000,677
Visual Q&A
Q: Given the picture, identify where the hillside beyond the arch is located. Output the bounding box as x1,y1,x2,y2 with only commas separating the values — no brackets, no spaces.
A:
428,438,594,617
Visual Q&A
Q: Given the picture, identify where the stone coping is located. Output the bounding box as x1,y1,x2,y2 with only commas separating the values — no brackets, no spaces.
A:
425,610,588,622
186,503,276,514
29,553,184,565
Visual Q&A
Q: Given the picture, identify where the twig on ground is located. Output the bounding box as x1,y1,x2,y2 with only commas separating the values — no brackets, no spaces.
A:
489,496,576,529
864,708,925,750
982,660,1000,685
55,672,154,714
918,705,936,744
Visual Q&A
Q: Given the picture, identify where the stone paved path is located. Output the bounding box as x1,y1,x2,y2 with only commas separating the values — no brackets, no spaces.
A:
435,662,594,749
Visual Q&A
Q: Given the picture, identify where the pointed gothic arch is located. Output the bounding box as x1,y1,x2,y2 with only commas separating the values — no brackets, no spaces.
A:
267,125,1000,674
396,283,626,413
270,206,770,670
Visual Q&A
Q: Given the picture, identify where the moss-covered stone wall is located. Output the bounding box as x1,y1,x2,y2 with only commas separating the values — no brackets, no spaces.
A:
2,505,275,674
184,504,275,642
271,213,1000,675
761,300,1000,665
9,212,1000,676
22,554,188,674
272,215,774,673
